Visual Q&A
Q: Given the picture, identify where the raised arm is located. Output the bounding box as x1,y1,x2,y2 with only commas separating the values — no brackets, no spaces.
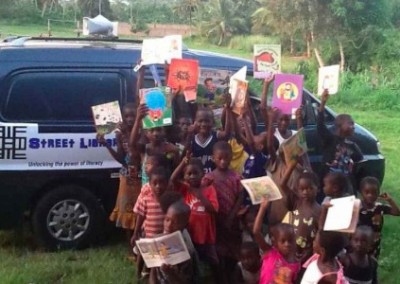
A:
295,106,303,129
129,104,147,153
267,107,278,162
135,66,145,107
170,152,190,185
253,198,272,252
317,89,333,143
381,193,400,216
97,132,126,165
217,102,233,140
260,75,274,118
240,113,256,154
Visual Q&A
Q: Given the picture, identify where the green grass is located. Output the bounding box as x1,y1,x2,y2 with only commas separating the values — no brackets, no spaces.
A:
1,22,399,283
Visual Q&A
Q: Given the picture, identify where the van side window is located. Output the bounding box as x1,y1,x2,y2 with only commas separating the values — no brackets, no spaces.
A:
3,72,124,122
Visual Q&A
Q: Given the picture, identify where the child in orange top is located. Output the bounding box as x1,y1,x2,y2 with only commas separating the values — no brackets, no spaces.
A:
171,155,220,282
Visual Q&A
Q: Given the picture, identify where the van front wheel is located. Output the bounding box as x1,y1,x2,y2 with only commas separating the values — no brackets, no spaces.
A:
32,185,105,250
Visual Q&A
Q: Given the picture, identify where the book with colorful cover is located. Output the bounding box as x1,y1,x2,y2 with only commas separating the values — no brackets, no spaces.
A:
281,128,308,166
272,74,304,115
324,195,361,233
139,87,173,129
91,101,122,135
141,35,182,65
167,58,199,102
229,66,247,96
318,65,340,96
254,44,281,79
197,68,232,105
241,176,282,205
231,78,248,115
135,231,190,268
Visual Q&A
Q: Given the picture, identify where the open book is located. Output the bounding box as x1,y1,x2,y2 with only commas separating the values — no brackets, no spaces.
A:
141,35,182,65
281,128,308,166
241,176,282,205
136,231,191,268
91,101,122,135
323,195,361,233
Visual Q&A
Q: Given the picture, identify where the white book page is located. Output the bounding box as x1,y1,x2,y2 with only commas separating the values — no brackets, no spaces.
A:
324,195,356,231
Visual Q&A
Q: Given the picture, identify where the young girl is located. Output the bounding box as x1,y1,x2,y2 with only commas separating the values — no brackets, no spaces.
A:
301,231,347,284
130,104,179,185
340,226,378,284
253,197,300,283
97,103,140,236
233,242,262,284
358,176,400,258
280,161,321,265
170,156,220,281
188,102,232,174
202,141,243,283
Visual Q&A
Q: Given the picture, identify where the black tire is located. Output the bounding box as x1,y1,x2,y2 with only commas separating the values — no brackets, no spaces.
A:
32,185,105,250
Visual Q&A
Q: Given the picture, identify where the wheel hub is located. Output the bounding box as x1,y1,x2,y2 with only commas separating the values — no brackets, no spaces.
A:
46,199,90,241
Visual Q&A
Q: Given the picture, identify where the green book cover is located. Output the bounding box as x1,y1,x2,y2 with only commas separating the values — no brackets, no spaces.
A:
139,87,173,129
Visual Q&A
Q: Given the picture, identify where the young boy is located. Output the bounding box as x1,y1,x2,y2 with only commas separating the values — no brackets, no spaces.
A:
318,89,363,194
149,201,199,284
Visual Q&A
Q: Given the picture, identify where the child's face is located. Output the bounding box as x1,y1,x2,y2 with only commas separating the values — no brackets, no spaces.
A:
277,114,290,133
361,183,379,205
146,127,165,144
240,248,261,273
195,111,214,135
149,174,168,198
123,108,136,128
205,80,215,91
339,118,355,137
323,175,336,197
145,157,158,176
212,149,232,171
273,229,295,258
351,231,371,254
298,178,317,202
178,118,191,135
184,164,203,188
163,207,188,234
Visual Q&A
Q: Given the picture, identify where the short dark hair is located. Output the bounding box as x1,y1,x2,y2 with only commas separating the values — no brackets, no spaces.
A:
326,172,348,194
213,141,232,154
159,191,184,213
168,200,191,225
355,225,374,243
195,107,214,119
360,176,380,192
299,171,320,188
184,158,204,173
335,114,353,129
204,78,213,84
318,231,346,259
149,166,169,180
240,241,259,255
147,154,168,168
270,223,294,240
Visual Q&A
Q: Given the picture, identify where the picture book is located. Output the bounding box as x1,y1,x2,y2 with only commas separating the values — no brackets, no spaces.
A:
281,128,308,166
197,68,232,105
241,176,282,205
318,65,340,95
136,231,190,268
254,44,281,79
141,35,182,66
272,73,304,115
91,101,122,135
230,78,248,115
323,195,361,233
139,87,173,129
167,58,199,102
229,66,247,96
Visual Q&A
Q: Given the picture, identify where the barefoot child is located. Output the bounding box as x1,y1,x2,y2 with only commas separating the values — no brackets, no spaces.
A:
171,156,220,281
149,201,199,284
340,226,378,284
253,198,301,283
358,176,400,258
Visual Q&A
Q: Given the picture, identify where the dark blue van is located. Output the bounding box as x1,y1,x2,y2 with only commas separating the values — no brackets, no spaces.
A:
0,37,384,249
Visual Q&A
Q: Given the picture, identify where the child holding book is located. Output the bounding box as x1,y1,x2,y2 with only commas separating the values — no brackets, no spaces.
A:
317,89,363,193
202,141,243,283
358,176,400,258
150,200,199,284
280,161,321,265
130,104,179,185
170,156,220,282
340,226,378,284
253,197,301,283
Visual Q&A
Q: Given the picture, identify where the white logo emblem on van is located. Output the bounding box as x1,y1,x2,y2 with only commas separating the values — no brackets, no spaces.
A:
0,126,27,160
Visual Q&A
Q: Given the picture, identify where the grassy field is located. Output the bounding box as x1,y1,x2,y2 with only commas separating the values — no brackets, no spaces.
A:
0,22,399,283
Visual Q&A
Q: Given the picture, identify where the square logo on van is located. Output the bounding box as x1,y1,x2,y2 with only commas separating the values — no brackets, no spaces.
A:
0,126,27,159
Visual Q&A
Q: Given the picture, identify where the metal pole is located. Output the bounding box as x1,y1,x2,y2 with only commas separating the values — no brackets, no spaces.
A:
99,0,102,15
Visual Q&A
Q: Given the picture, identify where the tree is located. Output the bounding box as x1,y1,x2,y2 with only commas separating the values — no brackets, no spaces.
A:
78,0,113,19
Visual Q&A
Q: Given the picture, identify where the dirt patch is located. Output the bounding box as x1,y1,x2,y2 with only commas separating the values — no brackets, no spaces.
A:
118,22,196,37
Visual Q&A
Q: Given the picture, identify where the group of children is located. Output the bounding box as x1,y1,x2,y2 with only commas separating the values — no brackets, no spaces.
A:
98,73,399,284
